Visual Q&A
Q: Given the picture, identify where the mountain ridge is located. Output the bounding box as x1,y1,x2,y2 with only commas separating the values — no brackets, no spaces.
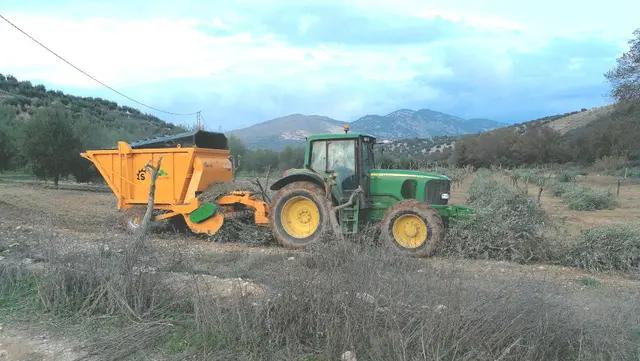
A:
231,108,503,149
229,113,344,150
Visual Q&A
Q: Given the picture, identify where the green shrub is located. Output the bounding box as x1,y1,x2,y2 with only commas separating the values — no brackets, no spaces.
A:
557,171,577,183
443,176,560,263
611,166,640,178
566,224,640,272
549,181,617,210
563,187,617,211
592,156,628,173
550,182,572,197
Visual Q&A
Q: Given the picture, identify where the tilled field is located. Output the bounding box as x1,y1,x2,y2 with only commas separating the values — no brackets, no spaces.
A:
0,181,639,360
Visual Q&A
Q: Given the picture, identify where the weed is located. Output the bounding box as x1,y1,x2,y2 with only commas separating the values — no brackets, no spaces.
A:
557,171,577,182
592,156,629,173
0,265,40,317
577,276,601,288
550,181,572,197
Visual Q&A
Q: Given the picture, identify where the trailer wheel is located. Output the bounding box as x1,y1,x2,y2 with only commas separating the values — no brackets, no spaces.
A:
380,200,444,257
121,207,146,233
270,181,331,249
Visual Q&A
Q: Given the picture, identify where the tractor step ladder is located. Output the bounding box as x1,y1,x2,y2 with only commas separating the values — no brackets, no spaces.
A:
339,205,359,235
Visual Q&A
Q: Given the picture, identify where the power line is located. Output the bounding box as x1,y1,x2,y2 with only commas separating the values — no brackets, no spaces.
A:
0,13,200,117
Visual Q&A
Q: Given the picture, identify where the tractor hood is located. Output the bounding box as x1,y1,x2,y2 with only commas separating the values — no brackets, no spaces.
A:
368,169,452,216
369,169,450,181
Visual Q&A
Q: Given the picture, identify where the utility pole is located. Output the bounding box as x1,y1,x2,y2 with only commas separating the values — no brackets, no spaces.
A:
195,111,204,131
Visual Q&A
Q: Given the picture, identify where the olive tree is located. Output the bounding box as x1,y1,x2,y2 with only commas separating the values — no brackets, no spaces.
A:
23,105,82,187
606,29,640,102
0,128,14,172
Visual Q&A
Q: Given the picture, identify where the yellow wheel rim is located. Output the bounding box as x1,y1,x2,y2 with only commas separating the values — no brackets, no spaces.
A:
280,196,321,239
392,214,428,249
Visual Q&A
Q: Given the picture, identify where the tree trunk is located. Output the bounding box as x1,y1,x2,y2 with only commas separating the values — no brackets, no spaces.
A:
537,187,543,204
54,174,59,188
135,157,163,241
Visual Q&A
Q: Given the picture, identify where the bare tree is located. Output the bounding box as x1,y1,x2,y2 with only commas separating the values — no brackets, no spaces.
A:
606,29,640,102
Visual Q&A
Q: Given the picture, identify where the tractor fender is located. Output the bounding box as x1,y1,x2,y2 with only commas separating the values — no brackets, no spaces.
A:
270,169,326,191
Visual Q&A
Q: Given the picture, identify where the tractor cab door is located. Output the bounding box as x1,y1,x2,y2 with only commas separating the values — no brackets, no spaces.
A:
309,139,358,199
327,140,358,192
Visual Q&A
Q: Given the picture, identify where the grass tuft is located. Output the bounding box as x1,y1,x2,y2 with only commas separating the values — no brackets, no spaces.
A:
577,276,601,288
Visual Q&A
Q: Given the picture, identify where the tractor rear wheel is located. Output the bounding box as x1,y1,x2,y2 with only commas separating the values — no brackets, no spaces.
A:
270,181,331,249
380,200,444,257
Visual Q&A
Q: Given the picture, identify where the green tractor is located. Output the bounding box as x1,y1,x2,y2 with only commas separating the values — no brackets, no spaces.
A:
269,130,471,257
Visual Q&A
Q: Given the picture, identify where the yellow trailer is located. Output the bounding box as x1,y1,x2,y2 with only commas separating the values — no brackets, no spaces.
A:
81,131,269,235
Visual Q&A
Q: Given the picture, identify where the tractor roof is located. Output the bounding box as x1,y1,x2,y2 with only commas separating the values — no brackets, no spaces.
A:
307,132,376,142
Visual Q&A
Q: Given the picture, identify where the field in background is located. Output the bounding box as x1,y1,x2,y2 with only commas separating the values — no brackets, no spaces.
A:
539,175,640,236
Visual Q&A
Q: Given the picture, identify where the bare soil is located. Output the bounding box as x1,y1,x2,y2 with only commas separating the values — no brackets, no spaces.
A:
525,175,640,237
0,326,86,361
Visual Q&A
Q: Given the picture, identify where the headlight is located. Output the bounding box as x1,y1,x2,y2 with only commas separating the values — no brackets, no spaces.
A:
441,193,450,200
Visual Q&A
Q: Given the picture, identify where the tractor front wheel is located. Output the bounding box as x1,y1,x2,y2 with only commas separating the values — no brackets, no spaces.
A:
380,200,444,257
270,181,331,249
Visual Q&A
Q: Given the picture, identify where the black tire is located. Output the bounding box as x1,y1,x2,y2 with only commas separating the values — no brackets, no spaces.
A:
270,181,331,249
380,200,444,257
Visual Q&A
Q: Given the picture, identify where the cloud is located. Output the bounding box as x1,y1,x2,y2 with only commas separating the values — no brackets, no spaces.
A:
246,4,462,46
0,1,633,129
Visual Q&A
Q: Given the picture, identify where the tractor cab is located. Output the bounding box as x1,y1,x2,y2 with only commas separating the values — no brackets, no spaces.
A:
304,132,376,201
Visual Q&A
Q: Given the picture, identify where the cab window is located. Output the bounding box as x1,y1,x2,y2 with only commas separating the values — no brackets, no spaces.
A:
361,138,375,174
310,141,327,173
328,140,357,190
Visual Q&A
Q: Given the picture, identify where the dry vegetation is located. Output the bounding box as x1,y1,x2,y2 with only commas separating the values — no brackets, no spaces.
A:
442,171,559,263
1,170,640,360
1,234,639,360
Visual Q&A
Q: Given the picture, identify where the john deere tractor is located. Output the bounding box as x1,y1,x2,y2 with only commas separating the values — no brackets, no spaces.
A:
269,130,470,257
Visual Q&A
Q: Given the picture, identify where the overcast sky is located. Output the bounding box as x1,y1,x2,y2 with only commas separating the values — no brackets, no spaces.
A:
1,0,638,129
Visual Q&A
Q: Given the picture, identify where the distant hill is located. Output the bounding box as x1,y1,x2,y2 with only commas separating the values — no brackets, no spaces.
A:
231,108,501,149
0,73,183,150
451,103,640,167
229,114,344,149
371,105,628,167
376,136,457,165
350,109,502,139
536,105,615,135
